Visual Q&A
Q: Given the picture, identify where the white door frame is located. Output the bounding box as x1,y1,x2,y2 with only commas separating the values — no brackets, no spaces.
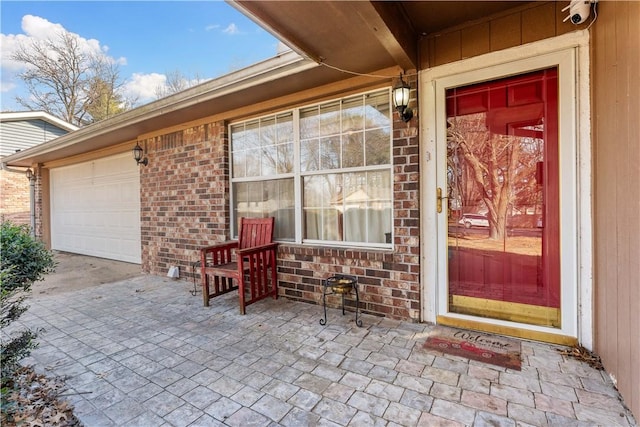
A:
420,31,593,347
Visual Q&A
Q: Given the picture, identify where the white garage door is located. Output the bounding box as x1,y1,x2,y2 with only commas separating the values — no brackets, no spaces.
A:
50,152,141,263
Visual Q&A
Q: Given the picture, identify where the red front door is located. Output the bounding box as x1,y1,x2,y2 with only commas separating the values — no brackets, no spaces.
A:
446,68,561,327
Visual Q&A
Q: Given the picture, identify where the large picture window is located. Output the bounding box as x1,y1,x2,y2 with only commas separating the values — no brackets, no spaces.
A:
230,89,392,247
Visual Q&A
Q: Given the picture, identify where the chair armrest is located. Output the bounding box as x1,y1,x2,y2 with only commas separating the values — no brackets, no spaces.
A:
200,241,238,254
237,242,278,256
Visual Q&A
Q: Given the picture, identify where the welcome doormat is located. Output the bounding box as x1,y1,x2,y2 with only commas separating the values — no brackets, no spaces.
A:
423,326,521,370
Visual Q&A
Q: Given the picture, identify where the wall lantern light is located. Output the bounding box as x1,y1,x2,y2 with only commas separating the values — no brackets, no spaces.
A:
132,142,148,166
392,74,413,123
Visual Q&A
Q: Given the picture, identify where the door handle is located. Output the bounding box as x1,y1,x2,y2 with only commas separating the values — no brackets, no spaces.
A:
437,187,447,213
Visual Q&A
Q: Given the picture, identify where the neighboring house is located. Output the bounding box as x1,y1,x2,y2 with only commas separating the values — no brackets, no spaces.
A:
3,1,638,416
0,111,77,225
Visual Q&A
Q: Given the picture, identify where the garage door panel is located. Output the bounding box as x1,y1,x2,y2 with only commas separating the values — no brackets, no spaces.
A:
51,153,141,263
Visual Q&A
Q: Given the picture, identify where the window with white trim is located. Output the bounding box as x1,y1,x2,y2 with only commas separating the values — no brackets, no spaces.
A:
230,89,393,247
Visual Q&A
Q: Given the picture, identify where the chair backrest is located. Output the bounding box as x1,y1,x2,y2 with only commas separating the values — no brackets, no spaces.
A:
238,217,275,249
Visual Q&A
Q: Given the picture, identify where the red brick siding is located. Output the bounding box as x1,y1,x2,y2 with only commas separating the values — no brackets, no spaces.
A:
0,170,30,225
140,121,230,276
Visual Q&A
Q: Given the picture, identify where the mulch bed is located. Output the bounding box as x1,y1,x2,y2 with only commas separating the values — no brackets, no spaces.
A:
1,366,82,426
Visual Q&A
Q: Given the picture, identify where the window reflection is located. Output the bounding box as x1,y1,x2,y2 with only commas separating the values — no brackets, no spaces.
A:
231,89,392,246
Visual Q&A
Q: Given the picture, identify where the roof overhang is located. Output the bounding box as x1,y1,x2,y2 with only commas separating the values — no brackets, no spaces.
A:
0,111,78,132
229,1,534,74
3,51,323,167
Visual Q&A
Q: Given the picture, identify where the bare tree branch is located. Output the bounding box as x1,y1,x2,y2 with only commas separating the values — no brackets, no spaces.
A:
11,31,131,125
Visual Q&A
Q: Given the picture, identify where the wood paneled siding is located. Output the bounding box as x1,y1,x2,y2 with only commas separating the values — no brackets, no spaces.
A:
417,0,639,416
419,2,576,67
592,1,640,417
0,119,70,157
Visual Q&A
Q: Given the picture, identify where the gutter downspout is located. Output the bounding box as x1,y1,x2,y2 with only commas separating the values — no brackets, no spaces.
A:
1,162,36,237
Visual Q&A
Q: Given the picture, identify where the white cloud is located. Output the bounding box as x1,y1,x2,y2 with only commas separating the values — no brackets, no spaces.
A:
20,15,104,58
121,72,166,103
0,80,17,93
0,33,31,72
222,23,239,35
205,24,220,32
0,15,128,109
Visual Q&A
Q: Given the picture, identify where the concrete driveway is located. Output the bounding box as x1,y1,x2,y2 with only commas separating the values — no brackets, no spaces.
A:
32,251,142,296
18,254,638,426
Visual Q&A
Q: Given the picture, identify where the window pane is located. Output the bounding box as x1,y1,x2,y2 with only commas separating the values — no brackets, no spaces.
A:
232,178,294,240
246,148,261,176
303,174,341,241
278,142,294,174
320,136,340,170
342,97,364,133
303,171,392,244
365,92,391,128
365,127,391,165
301,138,319,172
233,150,246,178
342,132,364,168
276,113,293,144
245,121,261,150
366,170,392,243
231,124,248,151
261,145,277,176
261,117,276,147
320,102,341,136
300,107,319,139
232,114,294,179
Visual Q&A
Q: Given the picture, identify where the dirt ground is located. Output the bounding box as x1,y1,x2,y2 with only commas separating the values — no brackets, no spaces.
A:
32,251,143,296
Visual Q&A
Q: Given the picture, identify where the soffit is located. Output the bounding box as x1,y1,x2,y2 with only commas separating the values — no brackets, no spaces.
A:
232,1,534,72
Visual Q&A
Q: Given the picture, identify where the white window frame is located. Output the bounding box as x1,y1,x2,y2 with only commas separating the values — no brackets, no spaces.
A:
229,88,394,249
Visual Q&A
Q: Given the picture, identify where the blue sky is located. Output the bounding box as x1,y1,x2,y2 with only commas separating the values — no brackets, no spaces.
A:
0,1,285,111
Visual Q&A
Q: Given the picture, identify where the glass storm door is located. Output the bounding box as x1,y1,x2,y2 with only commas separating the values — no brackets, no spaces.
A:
444,68,561,328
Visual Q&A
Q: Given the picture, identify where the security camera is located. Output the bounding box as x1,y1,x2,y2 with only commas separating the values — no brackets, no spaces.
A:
562,0,595,25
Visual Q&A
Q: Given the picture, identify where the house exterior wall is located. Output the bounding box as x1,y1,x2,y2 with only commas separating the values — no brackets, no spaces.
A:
0,119,70,157
0,170,30,225
140,121,231,275
419,1,576,68
137,77,422,321
591,1,640,417
1,114,74,228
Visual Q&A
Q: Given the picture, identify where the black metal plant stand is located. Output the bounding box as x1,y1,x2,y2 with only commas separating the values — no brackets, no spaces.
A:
319,275,362,327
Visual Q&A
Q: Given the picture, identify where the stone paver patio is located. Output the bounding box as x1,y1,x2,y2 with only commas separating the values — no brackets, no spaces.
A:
18,275,637,426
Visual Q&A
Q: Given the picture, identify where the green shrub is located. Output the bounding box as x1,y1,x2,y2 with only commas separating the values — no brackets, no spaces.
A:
1,221,55,418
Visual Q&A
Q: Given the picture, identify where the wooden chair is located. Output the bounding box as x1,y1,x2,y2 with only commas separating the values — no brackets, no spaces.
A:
199,217,278,314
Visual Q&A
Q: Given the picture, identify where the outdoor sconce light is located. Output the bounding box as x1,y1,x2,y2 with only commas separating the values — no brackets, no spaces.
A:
392,74,413,122
132,142,148,166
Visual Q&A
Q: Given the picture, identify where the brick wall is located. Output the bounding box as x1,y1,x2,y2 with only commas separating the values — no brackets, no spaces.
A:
139,82,422,322
140,121,230,277
0,169,30,225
